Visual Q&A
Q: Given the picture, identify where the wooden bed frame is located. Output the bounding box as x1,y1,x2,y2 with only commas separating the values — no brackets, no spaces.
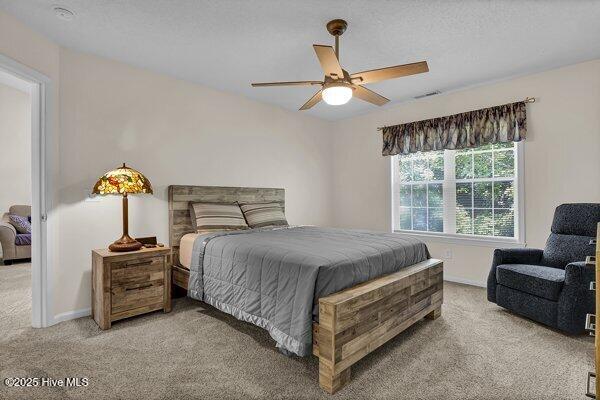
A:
168,185,443,394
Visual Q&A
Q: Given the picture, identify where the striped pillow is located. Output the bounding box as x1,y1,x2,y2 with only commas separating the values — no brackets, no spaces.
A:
239,202,288,228
189,202,248,231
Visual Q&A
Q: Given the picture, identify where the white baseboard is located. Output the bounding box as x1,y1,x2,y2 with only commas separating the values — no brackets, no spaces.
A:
444,274,487,288
52,307,91,324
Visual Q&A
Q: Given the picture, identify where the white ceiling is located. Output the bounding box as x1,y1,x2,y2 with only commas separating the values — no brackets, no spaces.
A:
1,0,599,120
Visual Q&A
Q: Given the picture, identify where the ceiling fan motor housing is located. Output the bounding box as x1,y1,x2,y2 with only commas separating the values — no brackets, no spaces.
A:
323,79,354,91
326,19,348,36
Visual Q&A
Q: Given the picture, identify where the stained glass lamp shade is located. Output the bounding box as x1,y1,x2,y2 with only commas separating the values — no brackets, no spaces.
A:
92,163,153,252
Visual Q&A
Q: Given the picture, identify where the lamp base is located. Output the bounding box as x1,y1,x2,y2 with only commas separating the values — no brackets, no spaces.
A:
108,234,143,252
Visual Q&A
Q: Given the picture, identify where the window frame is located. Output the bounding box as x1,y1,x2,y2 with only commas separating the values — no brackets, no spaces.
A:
390,142,526,247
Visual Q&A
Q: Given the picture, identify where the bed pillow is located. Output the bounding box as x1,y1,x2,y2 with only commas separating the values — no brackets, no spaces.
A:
189,202,248,231
8,214,32,234
239,202,288,228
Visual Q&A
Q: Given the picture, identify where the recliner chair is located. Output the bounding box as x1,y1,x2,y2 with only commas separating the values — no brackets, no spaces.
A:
487,203,599,334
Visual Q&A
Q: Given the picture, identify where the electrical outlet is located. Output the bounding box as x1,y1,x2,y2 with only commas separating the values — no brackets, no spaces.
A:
444,249,453,260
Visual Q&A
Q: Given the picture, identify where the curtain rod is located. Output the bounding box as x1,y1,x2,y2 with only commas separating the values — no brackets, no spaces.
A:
376,97,536,131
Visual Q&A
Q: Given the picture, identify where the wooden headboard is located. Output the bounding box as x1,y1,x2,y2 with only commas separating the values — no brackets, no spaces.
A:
168,185,285,266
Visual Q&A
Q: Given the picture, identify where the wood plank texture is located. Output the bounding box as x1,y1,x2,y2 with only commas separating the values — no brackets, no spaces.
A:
314,259,443,394
111,258,164,286
91,247,172,329
172,265,189,290
91,251,111,329
168,185,284,289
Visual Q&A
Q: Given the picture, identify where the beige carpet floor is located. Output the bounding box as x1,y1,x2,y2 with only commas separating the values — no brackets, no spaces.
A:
0,262,594,399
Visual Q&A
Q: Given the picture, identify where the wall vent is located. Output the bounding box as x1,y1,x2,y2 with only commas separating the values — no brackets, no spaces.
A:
414,90,441,99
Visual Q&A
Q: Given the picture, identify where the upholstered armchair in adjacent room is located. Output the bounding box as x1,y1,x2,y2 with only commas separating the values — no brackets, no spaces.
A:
0,205,32,265
487,203,600,334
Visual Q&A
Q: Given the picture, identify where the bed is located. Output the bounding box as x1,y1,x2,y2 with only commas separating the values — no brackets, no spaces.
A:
169,185,443,394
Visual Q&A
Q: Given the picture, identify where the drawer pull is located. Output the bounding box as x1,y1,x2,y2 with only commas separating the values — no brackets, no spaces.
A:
586,372,596,398
586,256,597,266
585,313,596,332
127,260,153,267
591,282,596,291
126,283,153,291
590,239,597,246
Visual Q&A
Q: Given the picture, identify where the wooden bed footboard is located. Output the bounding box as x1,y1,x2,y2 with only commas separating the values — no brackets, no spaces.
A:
313,258,443,394
171,258,443,394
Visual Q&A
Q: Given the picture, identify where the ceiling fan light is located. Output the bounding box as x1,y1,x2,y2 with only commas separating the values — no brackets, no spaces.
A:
322,85,353,105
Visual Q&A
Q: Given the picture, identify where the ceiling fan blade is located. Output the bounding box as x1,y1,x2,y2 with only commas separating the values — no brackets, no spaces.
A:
351,61,429,84
251,81,322,87
313,45,344,79
353,85,389,106
299,90,322,110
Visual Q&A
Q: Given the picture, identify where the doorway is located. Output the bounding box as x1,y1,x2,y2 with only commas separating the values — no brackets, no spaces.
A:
0,53,53,328
0,70,32,333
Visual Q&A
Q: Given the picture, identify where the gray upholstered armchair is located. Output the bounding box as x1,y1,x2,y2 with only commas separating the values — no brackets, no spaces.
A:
487,203,599,334
0,205,32,265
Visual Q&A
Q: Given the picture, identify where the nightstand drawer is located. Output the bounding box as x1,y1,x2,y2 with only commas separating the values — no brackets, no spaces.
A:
111,256,163,270
111,257,164,286
92,247,171,329
111,281,164,314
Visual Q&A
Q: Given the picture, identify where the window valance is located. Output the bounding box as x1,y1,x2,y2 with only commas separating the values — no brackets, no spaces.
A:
382,101,527,156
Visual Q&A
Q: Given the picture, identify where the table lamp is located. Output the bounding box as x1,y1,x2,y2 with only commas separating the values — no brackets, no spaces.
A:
92,163,153,252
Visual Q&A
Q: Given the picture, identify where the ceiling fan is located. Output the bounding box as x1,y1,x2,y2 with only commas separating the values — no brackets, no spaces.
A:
251,19,429,110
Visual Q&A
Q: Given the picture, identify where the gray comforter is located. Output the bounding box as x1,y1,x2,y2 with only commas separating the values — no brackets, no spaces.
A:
188,226,429,356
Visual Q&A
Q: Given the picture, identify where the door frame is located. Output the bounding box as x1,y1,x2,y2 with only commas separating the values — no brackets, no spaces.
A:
0,53,55,328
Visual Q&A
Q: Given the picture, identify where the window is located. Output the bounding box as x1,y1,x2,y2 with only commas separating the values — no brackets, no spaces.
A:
392,142,523,243
396,152,444,233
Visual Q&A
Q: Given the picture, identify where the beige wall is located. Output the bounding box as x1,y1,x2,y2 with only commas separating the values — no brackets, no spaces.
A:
2,9,600,321
0,82,31,215
0,10,61,323
331,60,600,285
1,9,334,320
56,48,334,315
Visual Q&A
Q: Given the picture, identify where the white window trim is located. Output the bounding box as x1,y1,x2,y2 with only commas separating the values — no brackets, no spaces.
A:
389,142,526,247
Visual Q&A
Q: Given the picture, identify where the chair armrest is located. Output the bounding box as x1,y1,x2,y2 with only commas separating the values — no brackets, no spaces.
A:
487,248,543,303
0,219,17,260
0,221,17,241
564,261,595,286
492,248,543,267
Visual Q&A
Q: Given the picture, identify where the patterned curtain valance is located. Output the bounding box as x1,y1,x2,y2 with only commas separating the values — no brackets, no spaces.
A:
382,101,527,156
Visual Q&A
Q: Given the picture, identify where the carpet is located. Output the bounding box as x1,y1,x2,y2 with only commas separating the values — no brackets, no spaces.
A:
0,263,593,399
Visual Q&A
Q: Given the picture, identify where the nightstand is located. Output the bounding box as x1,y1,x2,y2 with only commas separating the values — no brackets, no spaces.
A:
91,246,171,329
